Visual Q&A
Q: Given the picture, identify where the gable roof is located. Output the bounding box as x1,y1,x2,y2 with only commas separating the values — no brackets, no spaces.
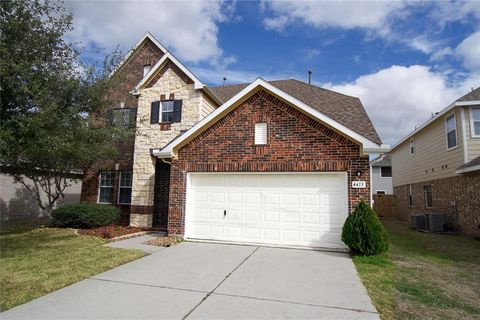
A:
391,86,480,151
370,154,391,167
154,78,388,158
455,155,480,174
209,79,381,145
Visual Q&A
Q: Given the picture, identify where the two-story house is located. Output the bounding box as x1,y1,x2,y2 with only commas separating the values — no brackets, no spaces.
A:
370,154,393,195
81,32,389,249
390,87,480,236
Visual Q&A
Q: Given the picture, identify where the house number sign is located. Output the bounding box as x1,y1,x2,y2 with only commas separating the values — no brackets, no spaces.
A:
352,181,366,188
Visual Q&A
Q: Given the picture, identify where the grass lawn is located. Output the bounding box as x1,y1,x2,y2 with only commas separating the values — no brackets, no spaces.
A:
354,220,480,320
0,228,146,311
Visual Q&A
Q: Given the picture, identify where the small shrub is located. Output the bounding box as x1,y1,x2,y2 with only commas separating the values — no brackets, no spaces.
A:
342,200,389,256
51,203,120,228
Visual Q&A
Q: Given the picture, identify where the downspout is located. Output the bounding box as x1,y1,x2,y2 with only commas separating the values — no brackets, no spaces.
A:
369,163,373,208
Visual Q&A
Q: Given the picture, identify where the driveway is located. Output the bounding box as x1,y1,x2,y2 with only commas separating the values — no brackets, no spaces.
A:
2,242,379,320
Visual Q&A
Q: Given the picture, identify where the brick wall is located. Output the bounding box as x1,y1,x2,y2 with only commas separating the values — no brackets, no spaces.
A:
168,90,371,235
394,172,480,236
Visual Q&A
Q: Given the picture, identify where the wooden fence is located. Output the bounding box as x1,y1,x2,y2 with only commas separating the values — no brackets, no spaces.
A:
373,194,398,219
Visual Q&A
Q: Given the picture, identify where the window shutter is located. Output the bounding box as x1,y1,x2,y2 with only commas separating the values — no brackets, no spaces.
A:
150,101,160,124
129,108,138,127
173,100,182,123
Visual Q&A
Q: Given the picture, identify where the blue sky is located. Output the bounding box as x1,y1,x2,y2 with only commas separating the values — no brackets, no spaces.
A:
65,1,480,145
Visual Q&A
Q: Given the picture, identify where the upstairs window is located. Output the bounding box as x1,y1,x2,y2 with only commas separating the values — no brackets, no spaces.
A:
150,100,182,124
410,139,415,155
471,107,480,138
445,114,457,149
143,64,151,77
380,166,392,177
110,108,137,128
98,171,114,204
118,171,132,205
255,123,267,145
424,185,433,208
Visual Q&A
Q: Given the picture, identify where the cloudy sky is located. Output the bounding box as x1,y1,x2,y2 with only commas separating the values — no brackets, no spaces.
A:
65,0,480,145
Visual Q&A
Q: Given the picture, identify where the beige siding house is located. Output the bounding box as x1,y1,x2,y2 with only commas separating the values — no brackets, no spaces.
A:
390,87,480,236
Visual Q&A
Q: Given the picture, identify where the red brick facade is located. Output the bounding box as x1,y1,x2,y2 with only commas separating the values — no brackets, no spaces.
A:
394,172,480,236
80,38,164,219
167,90,371,235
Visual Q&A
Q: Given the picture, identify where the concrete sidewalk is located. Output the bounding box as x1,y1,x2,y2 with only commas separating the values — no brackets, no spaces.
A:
2,242,379,320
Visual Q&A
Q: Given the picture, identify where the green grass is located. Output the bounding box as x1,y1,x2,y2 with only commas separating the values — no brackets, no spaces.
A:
353,221,480,320
0,228,146,311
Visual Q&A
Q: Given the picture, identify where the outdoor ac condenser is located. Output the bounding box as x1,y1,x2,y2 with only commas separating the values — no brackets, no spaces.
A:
426,213,446,232
410,214,426,229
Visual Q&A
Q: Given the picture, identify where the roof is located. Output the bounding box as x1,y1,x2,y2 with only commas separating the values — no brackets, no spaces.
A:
455,155,480,174
153,78,389,158
457,87,480,102
209,79,382,145
391,86,480,151
370,154,391,167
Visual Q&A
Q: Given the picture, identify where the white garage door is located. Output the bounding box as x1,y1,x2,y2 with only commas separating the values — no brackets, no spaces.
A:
185,173,348,249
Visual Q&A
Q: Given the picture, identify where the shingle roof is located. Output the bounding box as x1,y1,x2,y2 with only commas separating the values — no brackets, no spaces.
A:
457,87,480,102
209,79,382,145
456,155,480,172
370,154,391,167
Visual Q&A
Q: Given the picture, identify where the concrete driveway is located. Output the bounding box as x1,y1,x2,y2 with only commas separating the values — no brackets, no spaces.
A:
2,242,379,320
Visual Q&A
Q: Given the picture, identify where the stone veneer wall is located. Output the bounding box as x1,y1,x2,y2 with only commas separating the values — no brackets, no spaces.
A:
168,90,371,235
394,172,480,236
130,67,203,227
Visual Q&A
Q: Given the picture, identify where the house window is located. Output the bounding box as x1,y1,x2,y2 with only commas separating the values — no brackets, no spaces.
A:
161,100,174,123
471,107,480,137
143,64,151,77
424,185,433,208
98,171,114,204
410,139,415,155
376,190,386,195
407,184,413,208
110,108,137,128
118,171,132,205
150,100,182,124
445,114,457,149
255,123,267,145
380,166,392,177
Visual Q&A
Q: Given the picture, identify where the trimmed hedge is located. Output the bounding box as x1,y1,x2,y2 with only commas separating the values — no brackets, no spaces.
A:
341,200,389,256
51,203,120,228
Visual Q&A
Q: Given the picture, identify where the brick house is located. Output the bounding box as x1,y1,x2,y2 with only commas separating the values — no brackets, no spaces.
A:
389,87,480,236
81,33,388,248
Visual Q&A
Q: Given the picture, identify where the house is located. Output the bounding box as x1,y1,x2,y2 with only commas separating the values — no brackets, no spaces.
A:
370,155,393,195
81,32,389,248
389,87,480,236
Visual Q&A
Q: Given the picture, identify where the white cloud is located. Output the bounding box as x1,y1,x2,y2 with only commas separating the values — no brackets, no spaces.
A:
407,36,443,54
430,47,454,62
323,65,480,145
456,31,480,72
65,1,235,64
261,1,406,32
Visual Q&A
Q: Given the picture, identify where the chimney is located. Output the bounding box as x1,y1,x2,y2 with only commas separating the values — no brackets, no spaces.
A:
308,70,312,84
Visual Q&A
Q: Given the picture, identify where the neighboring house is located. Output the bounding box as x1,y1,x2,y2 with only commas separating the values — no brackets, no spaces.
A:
82,32,388,249
370,155,393,195
390,88,480,236
0,173,81,219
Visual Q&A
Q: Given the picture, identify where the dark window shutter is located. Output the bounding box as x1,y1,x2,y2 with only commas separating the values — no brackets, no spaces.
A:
129,108,138,128
173,100,182,123
150,101,160,124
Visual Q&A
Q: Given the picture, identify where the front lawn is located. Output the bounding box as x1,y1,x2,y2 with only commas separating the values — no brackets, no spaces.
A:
0,228,146,311
354,220,480,320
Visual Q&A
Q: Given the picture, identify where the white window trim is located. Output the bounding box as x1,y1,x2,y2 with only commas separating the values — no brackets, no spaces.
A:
254,123,268,145
445,112,458,150
376,190,387,194
117,171,133,205
160,100,174,123
410,139,415,155
379,166,392,178
470,106,480,138
97,171,114,204
424,185,433,209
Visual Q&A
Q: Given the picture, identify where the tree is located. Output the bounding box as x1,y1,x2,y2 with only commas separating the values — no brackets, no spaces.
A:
0,0,129,215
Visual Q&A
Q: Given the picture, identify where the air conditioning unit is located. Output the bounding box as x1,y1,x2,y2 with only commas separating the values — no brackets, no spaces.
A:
426,213,446,232
410,214,426,229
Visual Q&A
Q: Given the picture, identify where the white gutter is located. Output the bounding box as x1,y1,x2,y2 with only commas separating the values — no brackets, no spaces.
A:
455,164,480,174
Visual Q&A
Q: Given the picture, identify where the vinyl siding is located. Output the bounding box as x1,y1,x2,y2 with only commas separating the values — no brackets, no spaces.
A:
465,106,480,161
390,107,465,187
371,166,393,194
199,95,217,120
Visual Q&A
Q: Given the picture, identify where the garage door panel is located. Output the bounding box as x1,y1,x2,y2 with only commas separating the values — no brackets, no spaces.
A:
186,173,347,248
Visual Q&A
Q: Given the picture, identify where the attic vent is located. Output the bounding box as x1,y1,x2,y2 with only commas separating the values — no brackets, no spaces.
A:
255,123,267,145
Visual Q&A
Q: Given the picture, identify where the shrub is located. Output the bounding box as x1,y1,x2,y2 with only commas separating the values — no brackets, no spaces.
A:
342,200,389,256
51,203,120,228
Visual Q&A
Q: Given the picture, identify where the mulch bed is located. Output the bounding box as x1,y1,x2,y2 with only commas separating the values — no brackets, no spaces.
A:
79,225,147,239
144,236,183,247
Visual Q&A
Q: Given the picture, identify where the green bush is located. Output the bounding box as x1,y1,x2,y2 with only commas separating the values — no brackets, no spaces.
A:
51,203,120,228
342,200,389,256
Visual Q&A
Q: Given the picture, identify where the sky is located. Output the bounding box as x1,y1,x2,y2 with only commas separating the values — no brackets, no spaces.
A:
65,0,480,146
